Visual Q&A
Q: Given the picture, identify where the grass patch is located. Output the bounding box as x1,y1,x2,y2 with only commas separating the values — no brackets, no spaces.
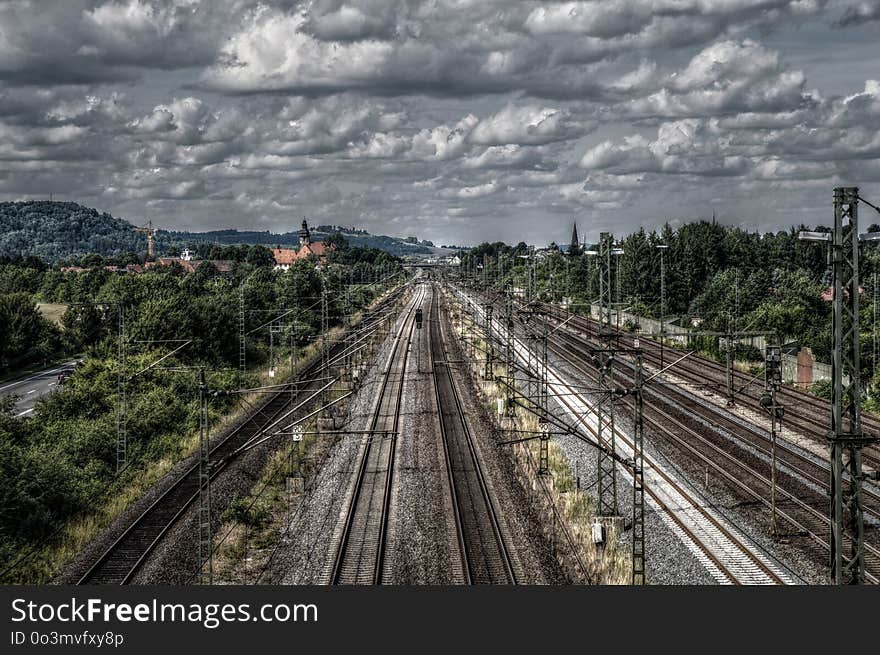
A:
36,302,68,325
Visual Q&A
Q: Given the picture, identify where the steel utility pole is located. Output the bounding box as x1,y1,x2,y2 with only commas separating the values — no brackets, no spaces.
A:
656,244,668,368
320,279,329,409
197,367,212,585
116,305,126,473
763,345,784,538
800,186,879,584
238,280,246,388
537,316,549,474
504,286,517,419
528,247,536,302
874,271,878,377
829,187,873,583
483,303,494,380
596,233,618,518
632,347,646,584
598,233,613,338
74,301,127,472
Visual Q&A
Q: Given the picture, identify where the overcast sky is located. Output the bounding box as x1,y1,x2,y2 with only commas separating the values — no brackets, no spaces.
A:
1,1,879,246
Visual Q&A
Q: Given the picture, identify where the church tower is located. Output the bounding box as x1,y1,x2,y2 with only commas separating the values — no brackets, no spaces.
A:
299,218,311,248
569,222,581,256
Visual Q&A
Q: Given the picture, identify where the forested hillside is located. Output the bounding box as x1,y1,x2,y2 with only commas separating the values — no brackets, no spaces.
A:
0,202,146,261
0,201,432,262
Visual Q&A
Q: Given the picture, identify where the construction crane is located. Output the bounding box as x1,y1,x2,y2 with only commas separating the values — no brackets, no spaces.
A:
133,221,156,259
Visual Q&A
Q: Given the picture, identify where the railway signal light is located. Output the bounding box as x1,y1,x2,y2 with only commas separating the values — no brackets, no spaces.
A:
765,346,782,391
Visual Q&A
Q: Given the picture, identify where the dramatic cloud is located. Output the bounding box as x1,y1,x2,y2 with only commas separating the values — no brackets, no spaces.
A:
0,0,876,245
0,1,230,85
836,1,880,26
626,40,811,118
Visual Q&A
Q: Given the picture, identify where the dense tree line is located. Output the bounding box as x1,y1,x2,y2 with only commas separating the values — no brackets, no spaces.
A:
0,245,402,581
462,221,880,370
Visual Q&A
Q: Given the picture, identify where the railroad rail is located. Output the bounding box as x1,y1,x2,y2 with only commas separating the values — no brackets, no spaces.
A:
455,288,798,584
429,285,516,584
552,328,880,524
544,304,880,471
328,286,424,584
77,286,405,585
538,308,879,583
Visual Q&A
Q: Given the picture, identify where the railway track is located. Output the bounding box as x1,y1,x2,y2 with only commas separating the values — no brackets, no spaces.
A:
545,304,880,470
552,328,880,524
539,310,880,583
545,306,880,525
328,286,424,584
457,288,796,584
429,285,516,584
77,287,406,585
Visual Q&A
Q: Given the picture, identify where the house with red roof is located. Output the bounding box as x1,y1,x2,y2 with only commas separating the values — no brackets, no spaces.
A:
272,219,334,271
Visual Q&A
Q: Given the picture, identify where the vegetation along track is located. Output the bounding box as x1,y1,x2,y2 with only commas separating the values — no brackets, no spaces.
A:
540,311,879,583
430,284,516,584
77,287,405,585
329,285,424,584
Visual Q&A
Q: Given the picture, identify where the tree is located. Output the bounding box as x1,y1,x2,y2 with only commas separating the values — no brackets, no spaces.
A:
324,232,349,252
244,245,276,268
61,303,105,350
0,293,59,370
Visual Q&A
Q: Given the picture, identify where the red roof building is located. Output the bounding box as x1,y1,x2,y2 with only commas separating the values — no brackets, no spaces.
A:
300,241,330,258
272,248,299,269
272,239,333,270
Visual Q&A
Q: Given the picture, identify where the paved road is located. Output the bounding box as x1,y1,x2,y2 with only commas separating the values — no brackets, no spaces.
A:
0,360,79,417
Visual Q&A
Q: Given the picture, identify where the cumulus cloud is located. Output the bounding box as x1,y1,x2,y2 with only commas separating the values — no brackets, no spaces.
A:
0,0,230,85
462,145,549,170
581,78,880,190
202,8,395,93
409,115,479,161
468,105,589,146
627,40,810,117
0,0,877,246
835,1,880,26
525,1,828,42
445,180,502,199
305,1,401,41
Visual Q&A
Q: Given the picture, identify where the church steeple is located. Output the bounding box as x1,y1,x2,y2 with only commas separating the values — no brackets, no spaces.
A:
569,222,581,256
299,217,311,248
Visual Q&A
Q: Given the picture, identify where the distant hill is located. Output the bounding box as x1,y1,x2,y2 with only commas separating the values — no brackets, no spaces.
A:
0,201,432,261
0,201,146,261
164,226,434,257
